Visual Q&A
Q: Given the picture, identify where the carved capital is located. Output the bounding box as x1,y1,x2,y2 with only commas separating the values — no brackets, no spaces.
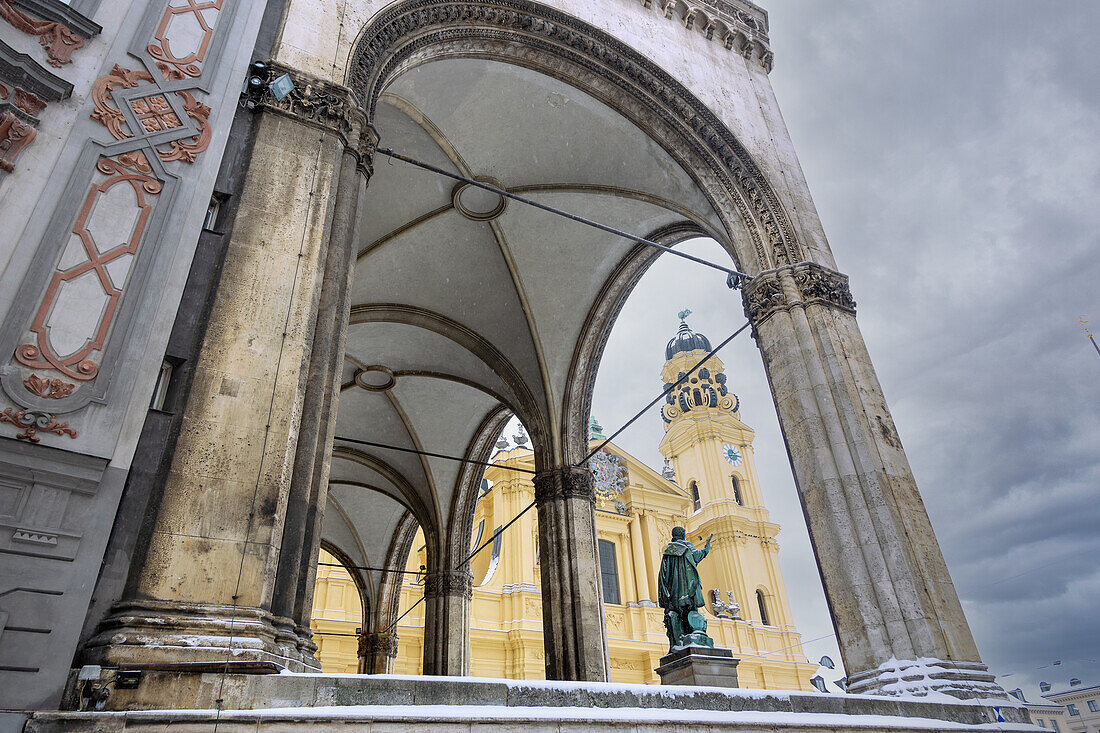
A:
423,569,473,599
357,630,399,658
534,466,595,505
791,262,856,313
256,62,367,151
742,262,856,331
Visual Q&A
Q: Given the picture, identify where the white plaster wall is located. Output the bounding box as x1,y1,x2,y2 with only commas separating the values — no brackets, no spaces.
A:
272,0,834,269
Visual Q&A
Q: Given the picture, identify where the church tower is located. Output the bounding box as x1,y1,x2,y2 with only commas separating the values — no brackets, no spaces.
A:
659,315,798,633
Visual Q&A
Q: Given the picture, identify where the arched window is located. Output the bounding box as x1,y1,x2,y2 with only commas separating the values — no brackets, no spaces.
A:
689,481,701,512
692,388,703,406
756,589,770,626
731,475,743,505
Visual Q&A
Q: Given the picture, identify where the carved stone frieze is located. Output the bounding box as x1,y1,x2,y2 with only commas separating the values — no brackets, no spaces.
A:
534,466,595,505
348,0,802,270
423,569,474,599
742,262,856,331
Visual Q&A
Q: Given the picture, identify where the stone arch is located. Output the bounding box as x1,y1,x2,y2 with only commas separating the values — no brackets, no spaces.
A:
559,221,706,465
346,0,805,277
319,539,371,635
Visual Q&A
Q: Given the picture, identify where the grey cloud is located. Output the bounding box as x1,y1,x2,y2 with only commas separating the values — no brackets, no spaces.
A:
591,0,1099,696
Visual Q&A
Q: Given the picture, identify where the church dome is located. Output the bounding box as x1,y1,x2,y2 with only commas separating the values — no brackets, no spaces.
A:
666,320,712,360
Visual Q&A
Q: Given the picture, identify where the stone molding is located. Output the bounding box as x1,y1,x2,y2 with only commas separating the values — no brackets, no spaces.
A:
358,630,399,658
533,466,595,505
347,0,803,271
742,262,856,331
423,569,474,599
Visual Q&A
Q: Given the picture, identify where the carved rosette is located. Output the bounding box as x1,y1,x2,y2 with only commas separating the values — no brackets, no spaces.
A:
358,630,399,658
534,466,596,505
423,570,474,599
742,262,856,332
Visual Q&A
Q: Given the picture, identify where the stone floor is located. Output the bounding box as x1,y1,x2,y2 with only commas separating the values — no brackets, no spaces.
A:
16,674,1037,732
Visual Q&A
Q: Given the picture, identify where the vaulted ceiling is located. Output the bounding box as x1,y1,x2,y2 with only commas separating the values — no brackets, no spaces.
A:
323,56,725,613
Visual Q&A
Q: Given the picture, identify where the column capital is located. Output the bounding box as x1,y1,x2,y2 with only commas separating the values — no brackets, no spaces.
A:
423,569,473,599
358,630,399,658
742,262,856,331
534,465,594,505
250,61,377,172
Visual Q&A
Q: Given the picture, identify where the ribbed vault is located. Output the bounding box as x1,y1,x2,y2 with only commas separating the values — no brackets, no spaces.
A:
323,55,736,639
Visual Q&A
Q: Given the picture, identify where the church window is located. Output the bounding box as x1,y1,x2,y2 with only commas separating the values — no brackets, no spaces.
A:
693,388,703,406
1089,700,1099,713
1067,705,1079,716
731,475,743,505
598,539,621,605
689,481,701,512
756,589,771,625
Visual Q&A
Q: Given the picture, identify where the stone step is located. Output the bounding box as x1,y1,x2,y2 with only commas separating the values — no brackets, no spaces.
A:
41,673,1032,731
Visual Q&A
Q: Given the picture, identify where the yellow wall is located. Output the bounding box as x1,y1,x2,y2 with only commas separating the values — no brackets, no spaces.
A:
312,343,816,691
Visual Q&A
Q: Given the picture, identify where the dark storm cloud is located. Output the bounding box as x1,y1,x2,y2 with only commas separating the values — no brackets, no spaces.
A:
762,0,1100,693
593,0,1099,696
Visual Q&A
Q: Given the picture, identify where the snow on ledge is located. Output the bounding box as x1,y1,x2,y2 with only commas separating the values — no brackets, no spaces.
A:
67,704,1025,730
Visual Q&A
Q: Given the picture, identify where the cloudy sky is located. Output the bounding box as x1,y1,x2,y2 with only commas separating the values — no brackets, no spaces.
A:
590,0,1100,696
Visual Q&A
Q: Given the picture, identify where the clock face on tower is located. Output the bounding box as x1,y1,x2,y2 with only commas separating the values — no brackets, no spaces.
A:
722,444,743,467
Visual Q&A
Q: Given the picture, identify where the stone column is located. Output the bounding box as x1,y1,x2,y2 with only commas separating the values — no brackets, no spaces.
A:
271,123,376,666
421,569,473,675
358,630,399,674
743,261,1001,699
83,68,367,672
534,466,609,681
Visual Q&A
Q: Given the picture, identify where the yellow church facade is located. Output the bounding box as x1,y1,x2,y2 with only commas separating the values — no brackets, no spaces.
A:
311,320,817,690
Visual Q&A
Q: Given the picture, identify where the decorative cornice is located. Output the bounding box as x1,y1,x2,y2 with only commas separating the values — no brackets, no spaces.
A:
347,0,802,270
9,0,98,39
646,0,771,69
0,38,72,101
0,0,96,68
742,262,856,331
422,570,473,599
534,466,595,505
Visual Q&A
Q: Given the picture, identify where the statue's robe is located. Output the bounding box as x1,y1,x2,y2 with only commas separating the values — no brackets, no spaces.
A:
658,539,708,612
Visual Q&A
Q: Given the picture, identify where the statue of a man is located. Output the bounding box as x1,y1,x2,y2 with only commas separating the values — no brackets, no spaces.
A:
658,526,714,651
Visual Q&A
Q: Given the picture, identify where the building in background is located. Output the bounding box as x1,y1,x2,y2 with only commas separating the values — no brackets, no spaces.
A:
312,319,817,689
1042,680,1100,732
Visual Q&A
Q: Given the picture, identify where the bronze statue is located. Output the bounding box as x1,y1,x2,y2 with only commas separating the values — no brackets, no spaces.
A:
658,526,715,652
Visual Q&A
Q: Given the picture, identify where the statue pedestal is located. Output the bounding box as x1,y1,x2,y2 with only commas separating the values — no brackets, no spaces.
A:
655,646,739,688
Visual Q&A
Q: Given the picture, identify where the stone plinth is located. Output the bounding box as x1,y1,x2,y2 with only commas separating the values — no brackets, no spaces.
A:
656,646,739,688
